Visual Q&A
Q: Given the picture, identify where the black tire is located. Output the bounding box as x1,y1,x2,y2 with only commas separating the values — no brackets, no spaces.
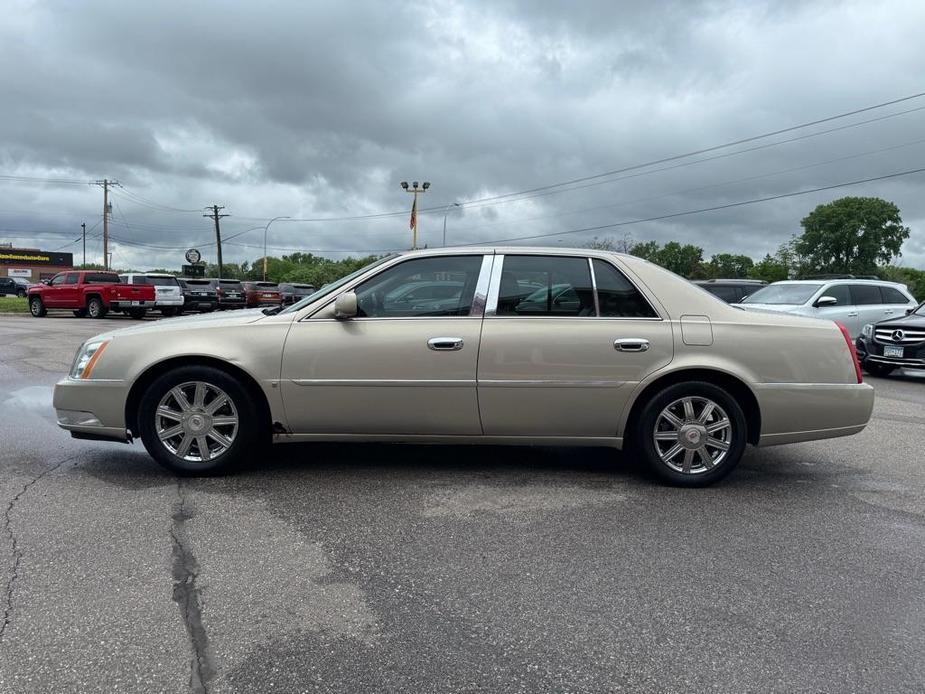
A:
633,381,747,487
16,290,26,298
160,307,177,317
29,296,46,317
73,308,87,318
87,296,108,319
127,308,147,320
863,362,896,378
138,365,261,475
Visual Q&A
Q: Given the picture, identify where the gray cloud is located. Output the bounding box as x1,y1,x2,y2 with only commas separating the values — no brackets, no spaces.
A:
1,0,924,271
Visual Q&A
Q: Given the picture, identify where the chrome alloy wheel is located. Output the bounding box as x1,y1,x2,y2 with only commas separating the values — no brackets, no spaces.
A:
652,396,732,475
155,381,239,463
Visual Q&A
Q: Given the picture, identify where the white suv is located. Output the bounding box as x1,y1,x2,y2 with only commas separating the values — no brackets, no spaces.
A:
119,273,185,317
735,278,917,338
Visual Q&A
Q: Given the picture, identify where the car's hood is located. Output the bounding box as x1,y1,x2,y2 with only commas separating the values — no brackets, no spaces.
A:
731,303,802,314
875,313,925,329
89,308,281,342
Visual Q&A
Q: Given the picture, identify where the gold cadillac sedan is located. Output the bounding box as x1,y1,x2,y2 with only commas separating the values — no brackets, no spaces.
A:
54,247,874,486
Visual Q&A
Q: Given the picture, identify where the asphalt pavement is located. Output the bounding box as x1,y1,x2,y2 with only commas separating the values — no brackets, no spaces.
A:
1,315,923,693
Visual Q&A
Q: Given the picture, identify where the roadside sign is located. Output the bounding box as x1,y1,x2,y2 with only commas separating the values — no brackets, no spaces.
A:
185,248,202,264
182,264,205,278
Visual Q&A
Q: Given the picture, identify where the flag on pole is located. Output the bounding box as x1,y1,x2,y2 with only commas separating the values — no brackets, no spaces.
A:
409,195,417,230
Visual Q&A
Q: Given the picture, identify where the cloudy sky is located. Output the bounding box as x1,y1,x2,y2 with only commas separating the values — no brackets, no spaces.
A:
2,0,925,270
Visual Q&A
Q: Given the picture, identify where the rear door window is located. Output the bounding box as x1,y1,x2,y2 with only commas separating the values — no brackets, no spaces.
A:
849,284,882,305
593,259,658,317
497,256,595,317
64,272,79,284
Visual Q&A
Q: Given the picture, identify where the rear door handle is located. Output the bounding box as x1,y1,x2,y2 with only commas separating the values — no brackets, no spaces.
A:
847,312,859,317
428,337,464,351
614,338,650,352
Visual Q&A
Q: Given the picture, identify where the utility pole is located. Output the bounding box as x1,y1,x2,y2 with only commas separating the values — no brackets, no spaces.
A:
81,222,86,267
400,180,430,249
204,205,229,278
93,179,119,269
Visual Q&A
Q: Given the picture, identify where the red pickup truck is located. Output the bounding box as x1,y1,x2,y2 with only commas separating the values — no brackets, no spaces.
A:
27,270,156,319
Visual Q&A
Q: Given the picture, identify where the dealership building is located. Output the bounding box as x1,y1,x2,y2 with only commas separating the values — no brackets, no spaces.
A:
0,245,74,282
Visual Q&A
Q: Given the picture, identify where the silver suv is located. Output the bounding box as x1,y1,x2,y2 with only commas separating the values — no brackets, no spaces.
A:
736,278,917,338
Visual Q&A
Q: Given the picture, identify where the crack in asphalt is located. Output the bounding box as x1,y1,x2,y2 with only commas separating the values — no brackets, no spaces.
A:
1,454,78,641
171,480,215,694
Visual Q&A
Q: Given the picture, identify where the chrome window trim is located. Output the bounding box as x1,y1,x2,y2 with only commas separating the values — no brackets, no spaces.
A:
588,257,601,317
469,254,494,318
301,251,490,322
484,254,505,317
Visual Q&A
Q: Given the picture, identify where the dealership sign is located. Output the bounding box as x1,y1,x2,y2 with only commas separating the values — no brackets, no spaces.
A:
0,250,74,266
7,268,31,277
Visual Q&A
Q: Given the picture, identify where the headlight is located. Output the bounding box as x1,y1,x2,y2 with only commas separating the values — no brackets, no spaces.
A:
70,339,111,379
861,323,873,339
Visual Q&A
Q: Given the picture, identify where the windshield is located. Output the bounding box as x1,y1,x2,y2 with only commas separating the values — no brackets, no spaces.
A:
278,254,397,315
741,283,822,305
915,302,925,316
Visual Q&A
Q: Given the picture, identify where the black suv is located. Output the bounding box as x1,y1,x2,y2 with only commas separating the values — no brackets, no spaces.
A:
693,279,767,303
178,278,219,313
0,277,31,297
212,279,246,310
278,282,316,305
855,302,925,377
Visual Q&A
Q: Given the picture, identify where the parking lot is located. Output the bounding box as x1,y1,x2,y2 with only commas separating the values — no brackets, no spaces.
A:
1,315,924,693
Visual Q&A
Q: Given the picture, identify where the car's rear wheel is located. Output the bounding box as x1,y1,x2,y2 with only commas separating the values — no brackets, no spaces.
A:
87,297,108,319
127,308,147,320
863,362,895,378
161,307,177,317
16,289,26,298
138,366,259,475
634,381,747,487
29,296,46,317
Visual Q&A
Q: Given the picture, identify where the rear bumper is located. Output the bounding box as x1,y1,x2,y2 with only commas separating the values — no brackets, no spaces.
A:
753,382,874,446
155,298,185,307
110,300,152,310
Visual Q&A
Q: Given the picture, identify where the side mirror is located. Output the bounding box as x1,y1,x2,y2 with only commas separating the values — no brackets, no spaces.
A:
907,307,915,315
334,291,358,319
815,295,838,307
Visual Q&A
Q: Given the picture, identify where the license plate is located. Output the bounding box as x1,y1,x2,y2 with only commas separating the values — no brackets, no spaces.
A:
884,345,904,358
195,292,208,296
131,300,144,306
262,293,274,298
227,293,240,298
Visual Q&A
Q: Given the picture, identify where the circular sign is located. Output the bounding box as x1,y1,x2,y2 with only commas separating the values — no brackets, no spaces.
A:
185,248,202,264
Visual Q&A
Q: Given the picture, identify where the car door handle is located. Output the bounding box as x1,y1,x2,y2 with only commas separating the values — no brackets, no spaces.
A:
428,337,464,351
614,338,650,352
847,312,859,317
884,310,894,315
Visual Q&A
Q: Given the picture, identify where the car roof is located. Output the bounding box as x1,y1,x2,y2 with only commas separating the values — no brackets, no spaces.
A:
770,279,907,288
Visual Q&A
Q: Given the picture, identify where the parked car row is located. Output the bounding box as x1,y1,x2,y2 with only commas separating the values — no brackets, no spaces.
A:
0,276,35,297
25,271,316,319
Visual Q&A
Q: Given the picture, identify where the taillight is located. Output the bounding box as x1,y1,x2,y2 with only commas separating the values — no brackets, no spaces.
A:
835,321,862,384
215,287,223,296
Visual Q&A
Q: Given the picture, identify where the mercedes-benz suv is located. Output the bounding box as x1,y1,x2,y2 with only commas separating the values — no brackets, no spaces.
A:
855,302,925,377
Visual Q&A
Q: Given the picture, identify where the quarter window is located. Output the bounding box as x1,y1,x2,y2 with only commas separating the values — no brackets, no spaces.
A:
497,256,595,316
881,286,909,304
354,255,483,318
593,259,658,317
850,284,882,305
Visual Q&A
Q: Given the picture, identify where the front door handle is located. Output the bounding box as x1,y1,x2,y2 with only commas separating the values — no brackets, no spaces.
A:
428,336,464,351
614,338,650,352
847,312,859,317
884,310,894,315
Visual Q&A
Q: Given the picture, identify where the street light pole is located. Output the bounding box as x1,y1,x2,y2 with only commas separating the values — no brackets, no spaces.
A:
401,180,430,249
442,202,461,247
263,216,291,281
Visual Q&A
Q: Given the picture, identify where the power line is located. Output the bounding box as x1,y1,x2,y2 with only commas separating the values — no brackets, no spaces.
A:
468,165,925,246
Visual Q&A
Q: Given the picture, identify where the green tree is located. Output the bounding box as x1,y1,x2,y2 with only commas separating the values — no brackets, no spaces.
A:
708,253,754,279
629,240,661,263
748,254,789,283
795,197,910,274
656,241,704,277
878,266,925,303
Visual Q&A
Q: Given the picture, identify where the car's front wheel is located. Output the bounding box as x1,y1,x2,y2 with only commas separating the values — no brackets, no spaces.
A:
863,362,895,378
29,296,46,317
634,381,747,487
138,366,260,475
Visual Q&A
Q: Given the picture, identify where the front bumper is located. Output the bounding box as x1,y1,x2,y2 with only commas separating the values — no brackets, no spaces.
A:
753,382,875,446
53,377,130,442
856,336,925,370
